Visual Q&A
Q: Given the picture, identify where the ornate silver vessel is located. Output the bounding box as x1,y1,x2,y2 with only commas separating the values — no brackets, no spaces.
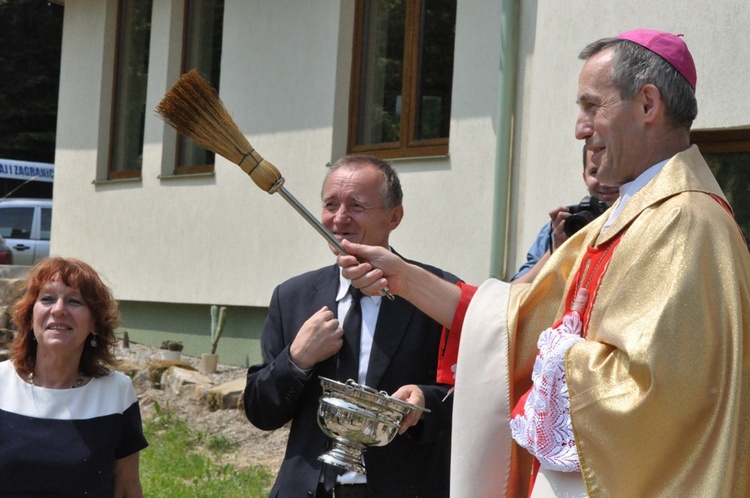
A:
317,377,429,474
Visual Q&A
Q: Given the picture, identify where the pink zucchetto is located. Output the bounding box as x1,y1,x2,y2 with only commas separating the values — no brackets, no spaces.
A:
617,29,697,90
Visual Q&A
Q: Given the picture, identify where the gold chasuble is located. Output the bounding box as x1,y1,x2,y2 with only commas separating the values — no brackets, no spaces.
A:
452,146,750,497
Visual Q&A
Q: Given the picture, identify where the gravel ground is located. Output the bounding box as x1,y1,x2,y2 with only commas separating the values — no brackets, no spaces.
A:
118,341,289,472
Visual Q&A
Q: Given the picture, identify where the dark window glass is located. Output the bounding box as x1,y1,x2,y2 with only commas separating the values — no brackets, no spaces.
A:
0,207,34,239
416,0,455,141
109,0,153,179
703,152,750,244
692,129,750,247
40,207,51,241
355,0,406,146
175,0,225,174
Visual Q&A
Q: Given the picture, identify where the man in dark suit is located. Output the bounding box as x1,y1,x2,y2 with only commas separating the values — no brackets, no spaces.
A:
244,155,456,498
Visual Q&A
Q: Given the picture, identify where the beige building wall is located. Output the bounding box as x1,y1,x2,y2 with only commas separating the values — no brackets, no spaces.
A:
52,0,504,307
50,0,750,362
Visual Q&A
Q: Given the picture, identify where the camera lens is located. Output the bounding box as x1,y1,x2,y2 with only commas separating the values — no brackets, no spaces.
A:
564,211,598,237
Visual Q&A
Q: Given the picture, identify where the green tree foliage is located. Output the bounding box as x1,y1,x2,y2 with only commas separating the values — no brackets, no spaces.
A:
0,0,63,162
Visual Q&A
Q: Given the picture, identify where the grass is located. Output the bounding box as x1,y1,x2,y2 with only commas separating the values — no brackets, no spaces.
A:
140,402,274,497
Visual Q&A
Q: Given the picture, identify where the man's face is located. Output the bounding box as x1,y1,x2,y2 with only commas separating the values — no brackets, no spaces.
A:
582,148,619,205
321,164,403,251
575,48,646,187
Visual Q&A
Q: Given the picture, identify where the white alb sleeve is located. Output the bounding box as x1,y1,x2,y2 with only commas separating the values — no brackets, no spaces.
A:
509,311,584,472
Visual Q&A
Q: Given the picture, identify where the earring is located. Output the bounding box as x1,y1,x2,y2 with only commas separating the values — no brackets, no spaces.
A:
90,335,98,348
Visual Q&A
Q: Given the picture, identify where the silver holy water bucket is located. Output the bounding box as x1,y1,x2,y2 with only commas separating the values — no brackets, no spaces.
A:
316,377,429,474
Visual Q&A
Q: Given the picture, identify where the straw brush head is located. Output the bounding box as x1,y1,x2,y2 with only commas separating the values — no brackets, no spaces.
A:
155,69,282,192
156,71,394,300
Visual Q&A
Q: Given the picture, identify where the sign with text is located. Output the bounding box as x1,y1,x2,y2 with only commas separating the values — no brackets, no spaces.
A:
0,159,54,183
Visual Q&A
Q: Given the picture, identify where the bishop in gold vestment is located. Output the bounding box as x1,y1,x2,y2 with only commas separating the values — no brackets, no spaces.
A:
337,29,750,498
452,146,750,497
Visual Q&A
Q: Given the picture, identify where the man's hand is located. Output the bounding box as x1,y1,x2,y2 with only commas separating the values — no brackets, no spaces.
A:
571,288,589,315
392,384,426,435
549,206,572,251
288,307,343,371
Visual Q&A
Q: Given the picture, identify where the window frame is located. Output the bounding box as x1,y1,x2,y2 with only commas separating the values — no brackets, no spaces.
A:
691,129,750,154
347,0,454,160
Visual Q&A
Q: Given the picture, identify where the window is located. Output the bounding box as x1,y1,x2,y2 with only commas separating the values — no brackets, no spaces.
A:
348,0,456,159
691,129,750,245
40,207,51,241
174,0,225,175
0,207,33,239
108,0,153,180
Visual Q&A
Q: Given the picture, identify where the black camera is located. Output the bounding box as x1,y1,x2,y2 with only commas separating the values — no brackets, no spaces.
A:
563,196,609,237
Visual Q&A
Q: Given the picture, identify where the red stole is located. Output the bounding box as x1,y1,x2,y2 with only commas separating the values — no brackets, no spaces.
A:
558,235,623,334
513,234,623,494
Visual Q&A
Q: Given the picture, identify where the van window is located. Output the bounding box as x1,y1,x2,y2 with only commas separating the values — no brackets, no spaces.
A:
40,207,52,240
0,207,34,239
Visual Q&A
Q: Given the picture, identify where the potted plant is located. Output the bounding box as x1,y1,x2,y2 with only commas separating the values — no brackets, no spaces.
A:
159,340,183,361
202,305,226,374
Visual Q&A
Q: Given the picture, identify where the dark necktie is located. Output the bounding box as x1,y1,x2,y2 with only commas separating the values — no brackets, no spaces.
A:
322,287,364,491
337,286,363,383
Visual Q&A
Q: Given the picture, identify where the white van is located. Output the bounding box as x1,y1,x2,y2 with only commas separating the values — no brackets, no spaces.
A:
0,199,52,265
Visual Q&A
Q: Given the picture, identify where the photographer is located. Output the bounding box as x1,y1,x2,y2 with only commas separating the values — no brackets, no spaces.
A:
512,146,618,282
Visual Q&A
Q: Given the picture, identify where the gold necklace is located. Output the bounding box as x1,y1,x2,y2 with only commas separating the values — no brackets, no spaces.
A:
28,371,85,389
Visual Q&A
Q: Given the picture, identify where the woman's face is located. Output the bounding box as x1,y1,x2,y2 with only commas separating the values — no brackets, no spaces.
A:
32,279,95,357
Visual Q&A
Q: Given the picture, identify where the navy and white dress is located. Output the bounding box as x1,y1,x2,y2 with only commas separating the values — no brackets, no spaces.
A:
0,360,148,496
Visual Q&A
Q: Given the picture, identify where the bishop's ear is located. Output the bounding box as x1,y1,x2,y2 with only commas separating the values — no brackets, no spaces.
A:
639,83,662,122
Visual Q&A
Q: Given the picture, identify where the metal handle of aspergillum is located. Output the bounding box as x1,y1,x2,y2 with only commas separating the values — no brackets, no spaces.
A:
269,178,395,300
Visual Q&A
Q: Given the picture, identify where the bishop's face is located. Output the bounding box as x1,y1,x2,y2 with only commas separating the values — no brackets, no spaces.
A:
575,48,649,187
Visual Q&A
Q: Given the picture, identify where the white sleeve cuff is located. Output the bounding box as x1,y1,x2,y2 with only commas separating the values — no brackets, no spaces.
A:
510,312,584,472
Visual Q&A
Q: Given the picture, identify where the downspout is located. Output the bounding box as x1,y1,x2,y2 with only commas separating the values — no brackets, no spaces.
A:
488,0,519,280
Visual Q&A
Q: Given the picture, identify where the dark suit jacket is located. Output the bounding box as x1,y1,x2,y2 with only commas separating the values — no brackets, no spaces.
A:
244,260,457,498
